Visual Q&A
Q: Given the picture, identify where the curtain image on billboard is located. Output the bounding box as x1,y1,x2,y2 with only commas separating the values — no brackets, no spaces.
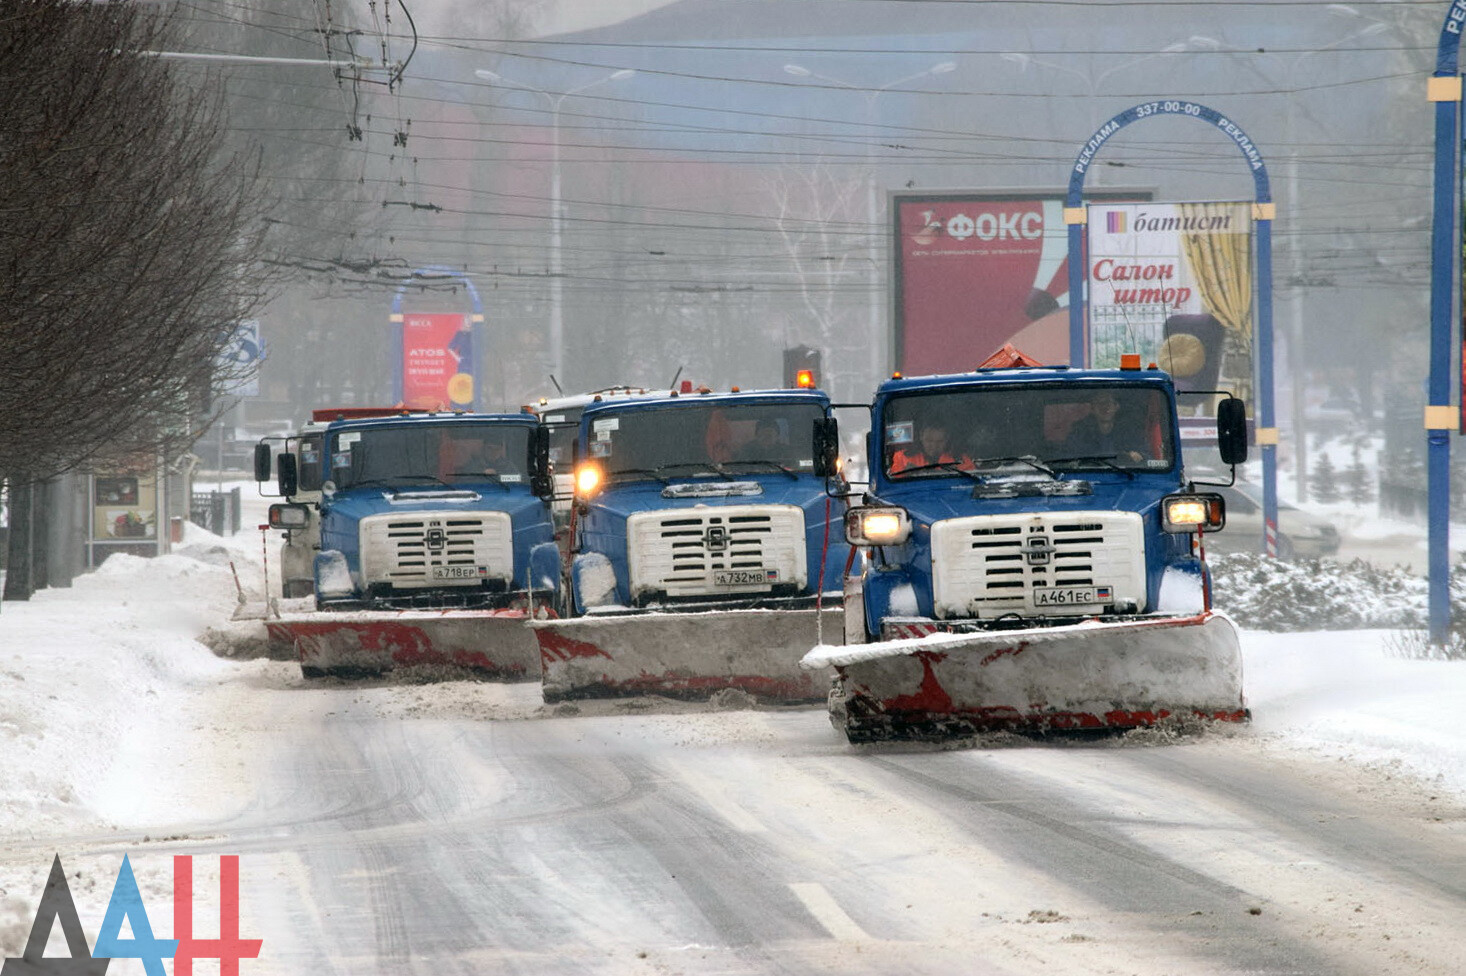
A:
1085,201,1253,413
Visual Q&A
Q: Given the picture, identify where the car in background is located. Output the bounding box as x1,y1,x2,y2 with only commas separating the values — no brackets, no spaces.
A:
1204,481,1341,560
1306,393,1366,424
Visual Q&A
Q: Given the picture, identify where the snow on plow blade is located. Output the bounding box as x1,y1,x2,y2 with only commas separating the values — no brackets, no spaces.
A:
265,609,540,679
532,607,843,704
803,611,1247,741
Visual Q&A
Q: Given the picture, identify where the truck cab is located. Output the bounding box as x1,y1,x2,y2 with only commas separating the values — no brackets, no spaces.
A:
259,418,326,598
848,364,1240,640
524,386,654,530
566,388,848,614
271,412,558,611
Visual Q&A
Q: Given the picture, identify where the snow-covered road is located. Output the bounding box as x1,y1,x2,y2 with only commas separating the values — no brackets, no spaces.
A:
10,681,1464,975
236,699,1466,975
2,516,1465,974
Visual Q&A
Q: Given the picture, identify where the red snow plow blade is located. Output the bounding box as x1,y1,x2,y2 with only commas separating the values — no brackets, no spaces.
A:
531,606,843,704
265,608,541,679
803,611,1247,742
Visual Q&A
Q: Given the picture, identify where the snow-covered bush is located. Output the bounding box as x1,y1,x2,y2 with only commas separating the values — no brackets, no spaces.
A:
1210,553,1427,631
1210,553,1466,660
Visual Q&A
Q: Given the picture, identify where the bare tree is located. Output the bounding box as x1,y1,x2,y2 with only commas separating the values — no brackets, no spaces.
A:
766,161,866,395
0,0,267,596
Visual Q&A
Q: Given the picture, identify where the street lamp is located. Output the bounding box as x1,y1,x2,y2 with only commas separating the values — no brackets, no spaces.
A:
474,67,635,385
780,61,957,386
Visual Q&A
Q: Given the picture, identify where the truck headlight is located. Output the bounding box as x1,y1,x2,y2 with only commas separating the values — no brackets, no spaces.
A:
846,506,912,546
268,503,310,529
574,463,602,498
1161,492,1225,533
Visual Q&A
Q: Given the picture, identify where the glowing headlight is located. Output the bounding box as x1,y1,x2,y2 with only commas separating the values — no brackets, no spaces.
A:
846,506,912,546
1167,499,1208,526
1161,492,1225,533
574,464,602,497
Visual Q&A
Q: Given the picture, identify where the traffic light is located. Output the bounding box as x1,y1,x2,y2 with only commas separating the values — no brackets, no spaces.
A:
782,345,821,389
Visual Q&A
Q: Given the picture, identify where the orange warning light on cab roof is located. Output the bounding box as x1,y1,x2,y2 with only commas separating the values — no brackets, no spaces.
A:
795,369,816,389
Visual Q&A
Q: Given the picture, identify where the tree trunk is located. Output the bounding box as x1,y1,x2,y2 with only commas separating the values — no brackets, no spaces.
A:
31,479,50,591
4,478,34,601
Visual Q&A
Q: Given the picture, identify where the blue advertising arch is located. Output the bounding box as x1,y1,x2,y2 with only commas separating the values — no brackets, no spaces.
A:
389,267,487,411
1064,101,1278,557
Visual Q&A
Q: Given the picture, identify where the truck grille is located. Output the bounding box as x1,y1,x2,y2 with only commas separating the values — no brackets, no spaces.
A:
626,504,805,599
929,511,1146,618
359,512,514,589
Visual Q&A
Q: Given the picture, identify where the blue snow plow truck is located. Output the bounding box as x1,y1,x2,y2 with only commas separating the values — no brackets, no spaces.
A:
801,357,1252,741
259,410,558,679
530,386,849,703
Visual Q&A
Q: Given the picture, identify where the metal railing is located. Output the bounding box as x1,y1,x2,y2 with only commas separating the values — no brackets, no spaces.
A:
190,487,242,536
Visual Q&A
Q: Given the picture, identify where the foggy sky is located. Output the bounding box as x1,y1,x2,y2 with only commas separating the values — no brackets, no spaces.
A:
414,0,676,38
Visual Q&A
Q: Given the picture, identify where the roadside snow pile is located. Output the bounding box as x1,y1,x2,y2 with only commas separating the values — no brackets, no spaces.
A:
0,550,252,836
1211,553,1466,635
1243,629,1466,798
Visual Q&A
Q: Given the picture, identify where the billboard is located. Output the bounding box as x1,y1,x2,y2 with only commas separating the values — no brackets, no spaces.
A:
216,319,262,398
1085,201,1254,409
893,191,1146,374
401,312,474,410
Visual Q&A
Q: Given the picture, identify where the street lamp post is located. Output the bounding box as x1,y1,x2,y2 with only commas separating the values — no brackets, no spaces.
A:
474,67,635,385
781,62,956,388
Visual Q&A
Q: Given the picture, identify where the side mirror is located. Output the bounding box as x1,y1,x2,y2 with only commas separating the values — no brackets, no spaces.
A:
277,453,299,498
530,426,553,500
253,442,273,483
1217,397,1248,466
813,416,840,478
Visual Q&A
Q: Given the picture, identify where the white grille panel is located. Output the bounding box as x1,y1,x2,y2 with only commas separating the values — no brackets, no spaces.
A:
360,511,514,589
930,512,1146,618
627,504,806,598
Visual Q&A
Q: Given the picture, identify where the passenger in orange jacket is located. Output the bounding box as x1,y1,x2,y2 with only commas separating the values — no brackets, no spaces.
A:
889,421,973,475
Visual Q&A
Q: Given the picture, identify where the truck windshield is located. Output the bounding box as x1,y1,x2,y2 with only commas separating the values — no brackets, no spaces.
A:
327,423,531,489
537,406,583,468
296,431,324,492
587,402,824,481
883,385,1175,478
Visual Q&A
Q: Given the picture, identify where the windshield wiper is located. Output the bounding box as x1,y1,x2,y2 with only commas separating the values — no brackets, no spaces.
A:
723,459,799,479
971,455,1057,479
606,466,672,486
443,471,511,490
891,461,986,483
348,474,456,492
656,461,734,481
1045,455,1135,478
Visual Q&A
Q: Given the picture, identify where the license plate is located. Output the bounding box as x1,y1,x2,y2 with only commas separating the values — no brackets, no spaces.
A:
1033,586,1105,607
714,569,769,587
431,565,484,581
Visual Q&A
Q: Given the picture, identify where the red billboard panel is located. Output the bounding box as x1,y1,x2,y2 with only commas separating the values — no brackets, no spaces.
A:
893,192,1147,375
401,312,473,410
